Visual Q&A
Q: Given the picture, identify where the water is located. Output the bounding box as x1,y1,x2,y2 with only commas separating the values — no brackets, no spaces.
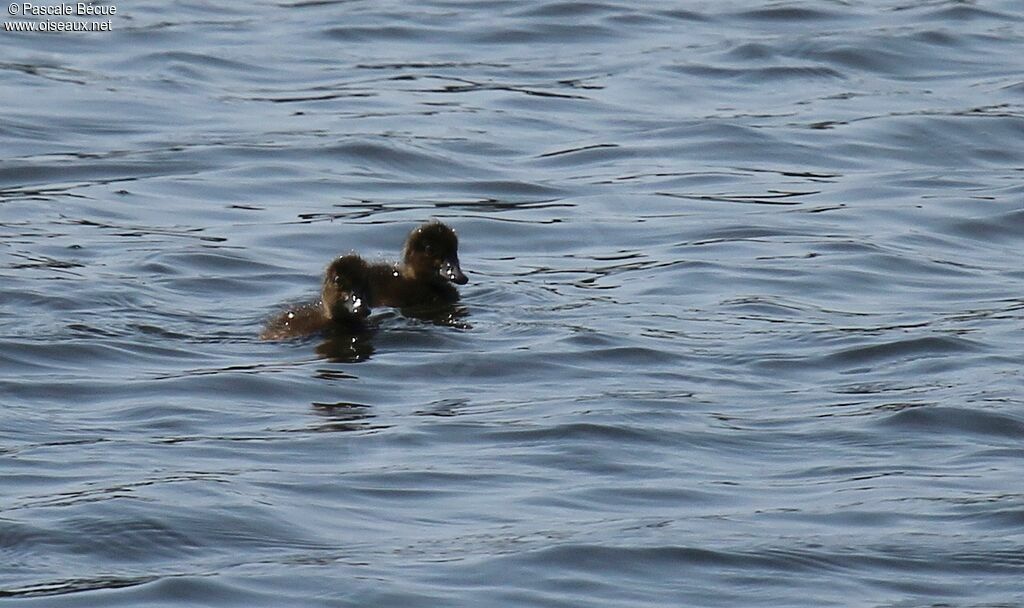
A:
3,1,1024,605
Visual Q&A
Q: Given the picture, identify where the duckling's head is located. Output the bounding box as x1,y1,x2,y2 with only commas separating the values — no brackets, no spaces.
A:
402,221,468,285
321,254,371,321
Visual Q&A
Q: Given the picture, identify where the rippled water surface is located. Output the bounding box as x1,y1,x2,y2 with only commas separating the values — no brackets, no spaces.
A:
3,1,1024,605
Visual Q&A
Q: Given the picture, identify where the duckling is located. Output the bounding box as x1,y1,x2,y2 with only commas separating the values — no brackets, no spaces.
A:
261,254,371,340
366,220,468,309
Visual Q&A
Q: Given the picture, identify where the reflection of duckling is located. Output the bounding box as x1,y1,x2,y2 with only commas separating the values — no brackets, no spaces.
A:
366,220,468,309
261,255,370,341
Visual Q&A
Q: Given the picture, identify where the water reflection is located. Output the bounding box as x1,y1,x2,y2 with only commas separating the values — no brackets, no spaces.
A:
314,327,376,363
313,304,469,362
310,401,384,433
397,303,471,329
414,398,470,417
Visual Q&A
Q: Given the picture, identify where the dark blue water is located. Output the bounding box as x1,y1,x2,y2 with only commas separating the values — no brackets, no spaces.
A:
3,1,1024,605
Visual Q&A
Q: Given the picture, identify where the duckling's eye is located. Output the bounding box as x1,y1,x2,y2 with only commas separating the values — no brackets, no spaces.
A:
423,244,434,255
